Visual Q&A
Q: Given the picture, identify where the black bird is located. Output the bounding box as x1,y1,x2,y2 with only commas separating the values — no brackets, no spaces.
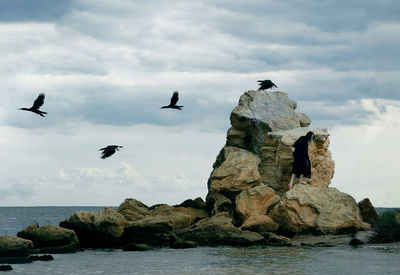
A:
257,80,278,91
99,145,123,159
19,93,47,117
160,91,183,110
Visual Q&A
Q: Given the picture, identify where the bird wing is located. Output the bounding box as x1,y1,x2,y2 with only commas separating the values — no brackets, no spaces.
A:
170,91,179,106
32,93,45,110
100,147,116,159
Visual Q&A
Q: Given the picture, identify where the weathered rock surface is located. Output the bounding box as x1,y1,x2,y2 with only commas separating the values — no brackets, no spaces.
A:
17,224,79,253
205,191,233,216
176,197,207,210
261,127,334,195
235,185,280,221
357,198,379,225
0,265,12,271
176,212,264,246
121,216,176,246
117,198,151,222
0,235,33,258
241,214,279,233
396,213,400,225
270,185,362,234
152,205,197,229
230,91,303,154
208,146,262,200
60,207,128,247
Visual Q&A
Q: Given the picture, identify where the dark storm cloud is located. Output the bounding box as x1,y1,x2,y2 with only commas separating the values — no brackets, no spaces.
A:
0,0,73,22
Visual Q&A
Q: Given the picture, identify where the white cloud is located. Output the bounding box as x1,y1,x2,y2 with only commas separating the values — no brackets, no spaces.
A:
330,99,400,207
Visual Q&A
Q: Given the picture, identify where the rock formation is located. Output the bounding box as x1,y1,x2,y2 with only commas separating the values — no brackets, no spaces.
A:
270,185,362,234
357,198,379,224
0,235,33,258
48,90,366,248
17,223,79,253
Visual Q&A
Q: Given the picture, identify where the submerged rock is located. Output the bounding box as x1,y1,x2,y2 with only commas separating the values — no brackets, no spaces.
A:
270,185,362,234
123,243,153,251
0,265,12,271
17,223,79,253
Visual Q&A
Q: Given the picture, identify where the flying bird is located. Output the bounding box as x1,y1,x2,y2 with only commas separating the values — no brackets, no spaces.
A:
257,80,277,91
160,91,183,110
19,93,47,117
99,145,123,159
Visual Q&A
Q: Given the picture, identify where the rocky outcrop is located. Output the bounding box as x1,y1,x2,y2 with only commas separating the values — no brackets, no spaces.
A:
270,185,362,234
357,198,379,225
17,224,79,253
230,91,306,155
206,191,233,216
261,127,335,195
60,207,128,247
176,212,264,246
117,198,151,222
235,185,280,222
0,235,33,258
208,146,262,200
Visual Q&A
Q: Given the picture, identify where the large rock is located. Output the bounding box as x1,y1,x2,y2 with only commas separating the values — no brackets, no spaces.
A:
121,216,176,246
0,235,33,257
261,127,334,195
17,224,79,253
176,213,264,246
270,185,362,234
152,205,197,229
208,146,262,200
117,198,151,222
241,214,279,234
59,207,128,247
235,185,280,221
357,198,379,225
230,91,306,154
205,191,233,216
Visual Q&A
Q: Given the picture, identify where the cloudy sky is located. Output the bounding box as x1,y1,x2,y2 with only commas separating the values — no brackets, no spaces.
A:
0,0,398,207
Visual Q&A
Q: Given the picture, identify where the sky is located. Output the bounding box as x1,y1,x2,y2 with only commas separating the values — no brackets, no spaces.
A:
0,0,399,207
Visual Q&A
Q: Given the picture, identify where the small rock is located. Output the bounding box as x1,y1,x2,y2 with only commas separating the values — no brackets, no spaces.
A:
29,255,54,261
123,243,153,251
349,238,364,246
169,240,197,249
0,265,12,271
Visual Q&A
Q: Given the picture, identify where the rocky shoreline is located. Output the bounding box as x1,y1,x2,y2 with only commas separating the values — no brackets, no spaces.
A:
0,90,385,266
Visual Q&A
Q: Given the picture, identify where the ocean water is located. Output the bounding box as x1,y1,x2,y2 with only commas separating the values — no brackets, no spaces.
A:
1,207,400,275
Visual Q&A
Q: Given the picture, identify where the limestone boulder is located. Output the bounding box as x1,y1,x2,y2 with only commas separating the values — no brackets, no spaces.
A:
0,235,33,257
121,216,176,246
241,214,279,234
205,191,233,216
357,198,379,225
270,185,362,234
17,223,79,253
208,146,262,200
261,127,334,195
176,197,207,210
235,185,280,221
152,205,197,229
59,207,128,247
117,198,151,221
176,212,264,246
230,91,303,154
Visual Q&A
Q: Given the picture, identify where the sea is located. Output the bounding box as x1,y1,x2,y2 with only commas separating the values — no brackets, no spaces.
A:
1,206,400,275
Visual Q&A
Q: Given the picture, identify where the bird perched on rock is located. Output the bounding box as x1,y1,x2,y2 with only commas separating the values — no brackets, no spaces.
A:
160,91,183,110
19,93,47,117
99,145,123,159
257,80,277,91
